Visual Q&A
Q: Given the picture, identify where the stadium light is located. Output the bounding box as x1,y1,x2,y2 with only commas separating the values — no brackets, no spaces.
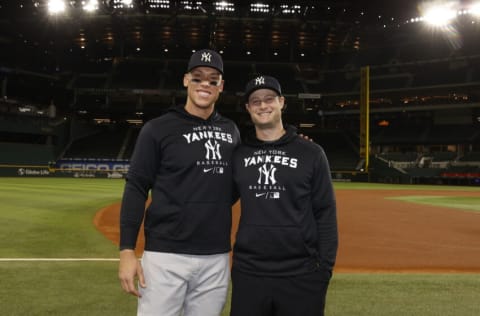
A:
421,2,457,27
181,1,203,11
470,3,480,17
83,0,99,12
214,1,235,12
113,0,134,9
48,0,66,14
148,0,170,9
280,4,301,15
251,3,269,13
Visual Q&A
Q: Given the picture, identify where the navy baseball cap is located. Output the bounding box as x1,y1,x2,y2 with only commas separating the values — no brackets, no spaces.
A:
187,49,224,75
244,75,282,101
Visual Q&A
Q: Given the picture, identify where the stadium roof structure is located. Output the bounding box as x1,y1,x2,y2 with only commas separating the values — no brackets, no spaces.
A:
0,0,432,62
0,0,479,124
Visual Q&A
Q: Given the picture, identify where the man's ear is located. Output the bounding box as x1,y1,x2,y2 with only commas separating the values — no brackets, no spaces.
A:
218,80,225,93
183,74,189,88
280,96,287,112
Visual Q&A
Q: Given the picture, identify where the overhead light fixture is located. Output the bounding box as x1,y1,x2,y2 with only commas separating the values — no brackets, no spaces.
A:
94,118,112,124
215,1,235,12
148,0,170,9
378,120,390,127
127,119,143,125
421,2,457,27
299,123,316,128
47,0,66,14
250,3,269,13
83,0,98,12
113,0,134,9
181,0,202,10
280,4,301,14
470,3,480,17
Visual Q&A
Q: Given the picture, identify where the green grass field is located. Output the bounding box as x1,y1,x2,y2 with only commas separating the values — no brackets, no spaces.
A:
0,178,479,315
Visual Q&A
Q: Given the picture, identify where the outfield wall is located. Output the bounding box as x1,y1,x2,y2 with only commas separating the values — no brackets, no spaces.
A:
1,161,478,185
0,166,124,178
0,159,128,179
0,163,370,183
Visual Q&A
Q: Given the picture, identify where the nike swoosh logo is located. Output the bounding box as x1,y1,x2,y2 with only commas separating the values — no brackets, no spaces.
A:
203,168,213,172
255,193,266,197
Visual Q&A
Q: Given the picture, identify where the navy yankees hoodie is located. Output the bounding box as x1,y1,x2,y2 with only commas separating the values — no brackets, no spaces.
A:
120,106,241,254
232,125,338,276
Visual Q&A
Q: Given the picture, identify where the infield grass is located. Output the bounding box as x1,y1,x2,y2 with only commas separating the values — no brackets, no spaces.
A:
0,178,124,258
0,178,479,315
326,273,480,316
388,195,480,213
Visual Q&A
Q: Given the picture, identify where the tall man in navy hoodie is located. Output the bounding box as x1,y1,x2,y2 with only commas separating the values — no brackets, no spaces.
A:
230,75,338,316
118,49,240,316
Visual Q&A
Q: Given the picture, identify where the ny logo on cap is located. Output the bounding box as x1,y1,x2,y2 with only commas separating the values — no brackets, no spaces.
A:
255,76,265,86
201,52,212,63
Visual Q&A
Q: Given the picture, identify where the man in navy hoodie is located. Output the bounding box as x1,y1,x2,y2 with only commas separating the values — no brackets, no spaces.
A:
230,75,338,316
118,49,241,316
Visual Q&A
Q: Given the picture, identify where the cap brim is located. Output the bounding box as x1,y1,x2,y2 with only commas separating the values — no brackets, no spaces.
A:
244,86,281,101
188,65,224,75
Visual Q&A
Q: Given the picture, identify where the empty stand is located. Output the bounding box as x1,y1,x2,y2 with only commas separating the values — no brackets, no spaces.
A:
425,124,478,144
370,75,410,90
75,75,107,89
429,151,457,161
162,60,188,90
122,127,141,160
373,125,427,145
111,60,161,89
223,63,256,94
460,151,480,162
306,129,359,171
412,61,468,86
377,151,418,162
64,125,129,159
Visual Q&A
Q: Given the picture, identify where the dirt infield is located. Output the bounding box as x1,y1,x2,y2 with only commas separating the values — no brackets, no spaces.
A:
94,189,480,272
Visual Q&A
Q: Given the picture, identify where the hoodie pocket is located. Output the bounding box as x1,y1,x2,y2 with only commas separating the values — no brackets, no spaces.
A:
234,224,309,261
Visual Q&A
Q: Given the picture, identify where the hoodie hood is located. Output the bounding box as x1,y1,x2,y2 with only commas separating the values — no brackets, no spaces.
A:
244,124,298,147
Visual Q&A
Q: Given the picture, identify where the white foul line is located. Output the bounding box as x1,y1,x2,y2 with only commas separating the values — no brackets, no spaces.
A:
0,258,119,262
